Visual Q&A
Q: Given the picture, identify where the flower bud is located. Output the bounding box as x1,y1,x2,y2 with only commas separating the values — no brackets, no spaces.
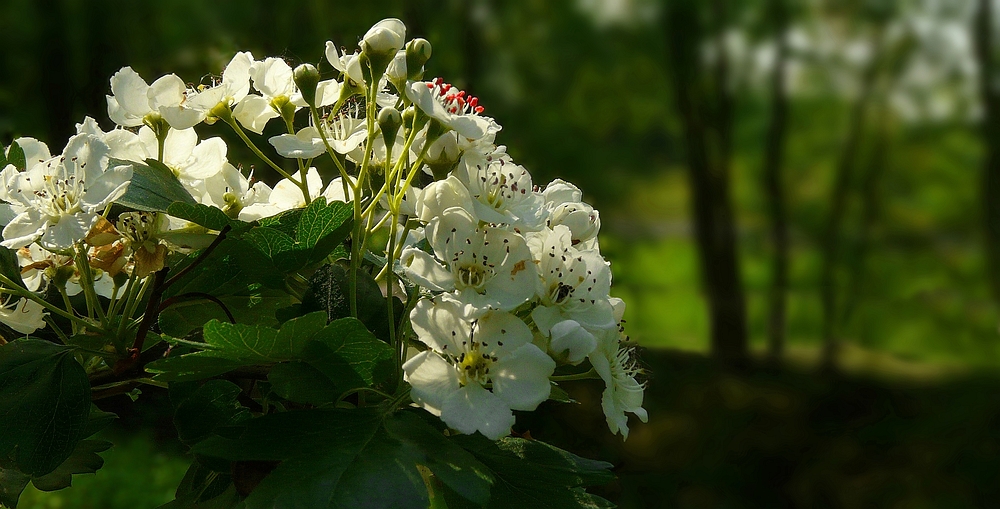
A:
405,38,432,80
378,107,402,149
424,134,461,180
293,63,320,108
361,18,406,76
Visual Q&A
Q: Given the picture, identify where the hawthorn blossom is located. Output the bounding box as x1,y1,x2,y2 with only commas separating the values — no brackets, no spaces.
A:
0,296,47,335
527,225,615,335
106,67,187,128
2,134,132,250
457,157,545,231
408,79,493,140
401,206,536,314
588,299,647,439
161,52,253,129
541,179,601,250
403,296,555,440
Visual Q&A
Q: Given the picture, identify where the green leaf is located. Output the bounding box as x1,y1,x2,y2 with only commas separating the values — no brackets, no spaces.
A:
301,263,404,343
0,247,26,297
145,356,244,383
0,468,29,509
5,142,25,171
448,435,616,509
29,440,111,492
166,202,250,234
114,158,197,212
0,144,7,168
148,313,328,381
0,340,91,477
158,290,293,339
242,227,307,272
267,361,340,406
297,198,353,262
299,318,395,393
173,380,251,445
193,409,429,509
384,412,494,506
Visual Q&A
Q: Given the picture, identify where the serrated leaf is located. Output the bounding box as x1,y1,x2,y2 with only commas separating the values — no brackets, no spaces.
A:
0,340,90,477
385,412,494,505
114,158,197,211
173,380,251,445
5,142,25,171
267,361,340,406
448,435,615,509
300,317,395,393
192,409,428,509
242,227,307,272
158,290,292,338
167,202,249,234
148,313,328,381
297,198,353,260
29,440,111,492
145,356,244,382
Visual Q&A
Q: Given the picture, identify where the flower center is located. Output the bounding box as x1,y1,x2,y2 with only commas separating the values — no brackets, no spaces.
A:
34,173,85,219
426,77,484,115
456,263,491,291
474,160,531,212
117,211,160,246
323,98,366,140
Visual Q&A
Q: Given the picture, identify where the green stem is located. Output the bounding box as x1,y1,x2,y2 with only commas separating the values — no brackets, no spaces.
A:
44,316,69,343
0,276,98,334
310,105,356,191
225,117,310,200
550,369,600,382
348,81,380,317
75,244,107,327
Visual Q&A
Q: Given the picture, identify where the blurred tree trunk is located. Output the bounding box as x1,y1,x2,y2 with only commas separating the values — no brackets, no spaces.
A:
819,32,882,372
665,0,748,368
763,0,790,364
974,0,1000,305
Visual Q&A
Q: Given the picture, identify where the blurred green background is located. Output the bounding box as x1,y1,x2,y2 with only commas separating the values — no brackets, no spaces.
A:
4,0,1000,507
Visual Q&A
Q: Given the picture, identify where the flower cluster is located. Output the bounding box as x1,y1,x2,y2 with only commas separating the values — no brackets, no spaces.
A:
0,18,645,441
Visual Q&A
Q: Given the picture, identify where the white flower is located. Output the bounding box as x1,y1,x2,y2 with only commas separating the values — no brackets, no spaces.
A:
527,226,615,334
232,57,340,134
269,127,327,159
2,134,132,250
17,244,115,298
408,79,492,140
161,52,253,130
0,296,47,335
106,67,187,128
542,179,601,250
325,42,365,84
361,18,406,60
401,206,536,314
191,164,271,217
548,320,597,365
415,175,475,223
457,157,545,231
403,296,555,440
238,168,324,221
588,299,647,439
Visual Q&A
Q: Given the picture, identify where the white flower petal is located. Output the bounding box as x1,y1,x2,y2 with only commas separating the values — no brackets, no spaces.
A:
549,320,598,364
268,128,325,159
0,298,47,335
233,95,279,134
1,211,47,249
410,296,469,352
110,66,151,118
441,383,514,440
491,344,555,411
401,248,454,292
42,213,96,250
403,350,461,417
81,164,133,210
148,74,186,111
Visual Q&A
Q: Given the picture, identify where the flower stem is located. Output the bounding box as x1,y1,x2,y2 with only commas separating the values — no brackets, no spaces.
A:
224,117,309,199
551,369,600,382
0,273,100,334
